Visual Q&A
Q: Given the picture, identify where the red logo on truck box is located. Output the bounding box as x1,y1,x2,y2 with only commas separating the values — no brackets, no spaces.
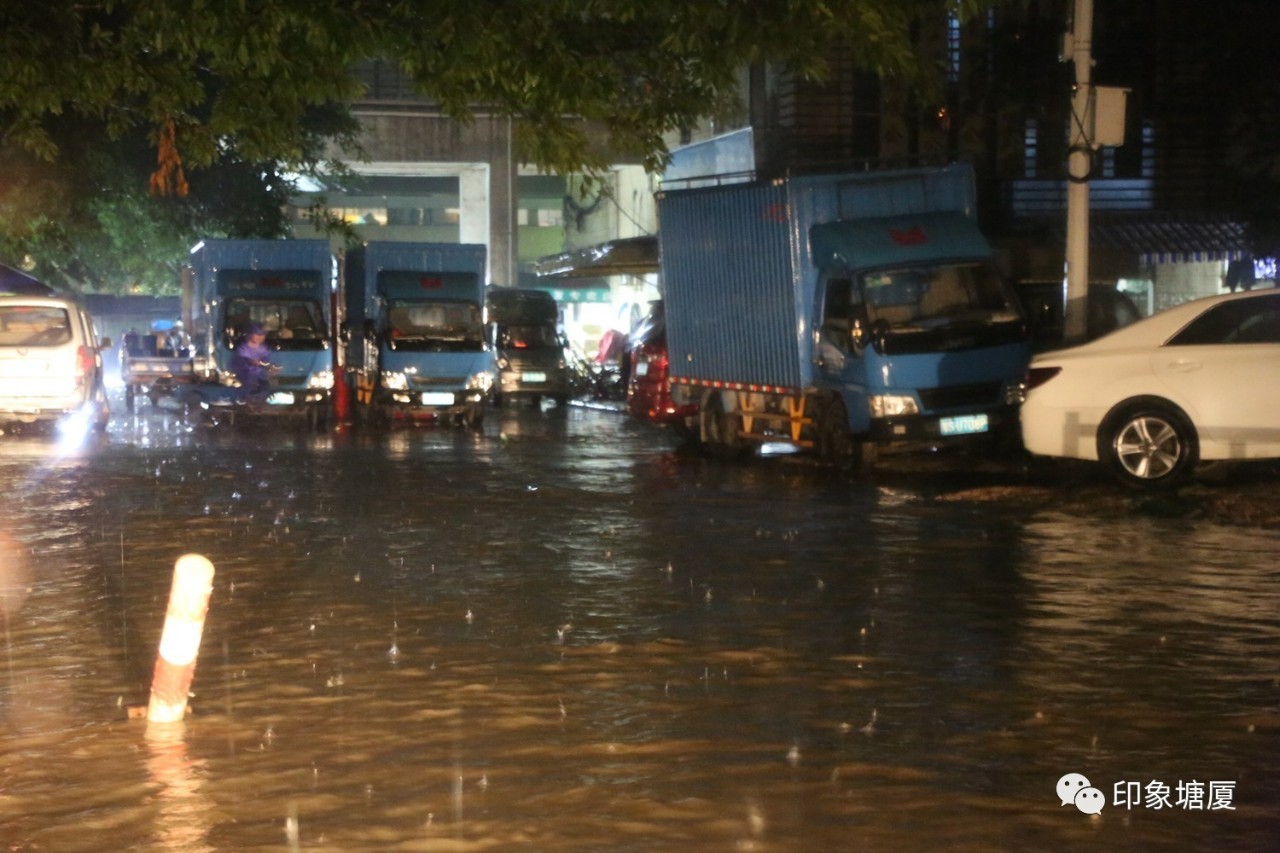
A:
889,226,928,246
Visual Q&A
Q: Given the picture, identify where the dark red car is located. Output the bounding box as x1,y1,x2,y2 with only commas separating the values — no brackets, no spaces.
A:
626,301,698,434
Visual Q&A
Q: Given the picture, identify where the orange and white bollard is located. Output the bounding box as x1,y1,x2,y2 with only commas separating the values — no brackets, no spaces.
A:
146,554,216,724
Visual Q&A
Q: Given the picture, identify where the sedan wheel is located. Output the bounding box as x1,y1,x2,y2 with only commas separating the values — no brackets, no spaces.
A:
1100,401,1198,489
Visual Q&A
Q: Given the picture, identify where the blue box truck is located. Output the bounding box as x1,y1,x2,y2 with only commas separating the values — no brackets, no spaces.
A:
344,242,494,427
658,164,1031,463
186,238,337,427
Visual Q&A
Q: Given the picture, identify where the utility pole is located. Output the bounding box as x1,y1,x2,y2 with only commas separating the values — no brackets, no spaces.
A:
1063,0,1094,343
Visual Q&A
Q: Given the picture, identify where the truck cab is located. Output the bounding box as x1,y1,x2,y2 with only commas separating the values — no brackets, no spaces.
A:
485,287,570,407
810,214,1028,444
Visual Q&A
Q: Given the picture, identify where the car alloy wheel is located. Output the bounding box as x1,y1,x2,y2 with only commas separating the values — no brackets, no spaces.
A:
1100,400,1198,489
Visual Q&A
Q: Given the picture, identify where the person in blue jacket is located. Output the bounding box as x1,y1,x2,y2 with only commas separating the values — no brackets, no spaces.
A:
232,322,275,405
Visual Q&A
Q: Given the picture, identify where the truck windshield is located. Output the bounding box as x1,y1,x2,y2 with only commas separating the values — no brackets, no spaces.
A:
225,298,327,350
497,323,559,349
860,262,1020,330
385,299,483,350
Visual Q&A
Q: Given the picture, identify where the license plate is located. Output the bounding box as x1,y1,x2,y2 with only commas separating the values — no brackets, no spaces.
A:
939,413,989,436
266,391,295,405
634,362,649,377
520,371,546,383
420,392,455,406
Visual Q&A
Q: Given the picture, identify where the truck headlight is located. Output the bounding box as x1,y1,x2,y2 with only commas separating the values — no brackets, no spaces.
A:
381,370,408,390
308,369,334,390
466,371,493,392
869,394,920,418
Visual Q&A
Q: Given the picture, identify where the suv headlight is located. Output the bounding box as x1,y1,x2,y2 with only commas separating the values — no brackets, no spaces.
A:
496,356,510,370
381,370,408,390
869,394,920,418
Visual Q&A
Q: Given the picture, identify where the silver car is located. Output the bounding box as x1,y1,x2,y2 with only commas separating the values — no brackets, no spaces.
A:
0,293,111,433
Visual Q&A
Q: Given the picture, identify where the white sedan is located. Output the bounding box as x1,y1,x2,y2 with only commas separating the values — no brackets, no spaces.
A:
1020,288,1280,488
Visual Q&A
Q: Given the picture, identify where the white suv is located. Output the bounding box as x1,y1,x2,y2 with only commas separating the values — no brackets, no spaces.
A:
0,294,111,433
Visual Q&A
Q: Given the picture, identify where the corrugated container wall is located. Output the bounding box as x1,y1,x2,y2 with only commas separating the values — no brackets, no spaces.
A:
660,181,803,390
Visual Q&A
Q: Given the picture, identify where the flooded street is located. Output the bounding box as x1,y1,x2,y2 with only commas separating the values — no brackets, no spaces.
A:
2,402,1278,851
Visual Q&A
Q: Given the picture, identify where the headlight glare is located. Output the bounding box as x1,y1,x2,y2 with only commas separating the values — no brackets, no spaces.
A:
869,394,920,418
308,369,334,390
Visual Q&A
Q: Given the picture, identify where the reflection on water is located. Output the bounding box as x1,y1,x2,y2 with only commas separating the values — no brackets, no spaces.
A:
1,404,1277,850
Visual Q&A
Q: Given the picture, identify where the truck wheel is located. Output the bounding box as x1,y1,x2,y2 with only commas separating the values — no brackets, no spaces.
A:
465,402,485,428
703,393,745,460
817,398,858,469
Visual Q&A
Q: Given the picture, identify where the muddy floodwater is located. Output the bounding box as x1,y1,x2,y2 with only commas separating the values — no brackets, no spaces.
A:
2,402,1278,851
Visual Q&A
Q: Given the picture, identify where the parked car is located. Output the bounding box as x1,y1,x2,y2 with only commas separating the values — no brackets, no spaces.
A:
1020,288,1280,488
626,301,698,436
0,292,112,433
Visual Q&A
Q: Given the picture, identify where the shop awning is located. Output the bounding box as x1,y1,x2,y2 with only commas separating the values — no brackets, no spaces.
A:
533,236,659,279
1085,216,1250,266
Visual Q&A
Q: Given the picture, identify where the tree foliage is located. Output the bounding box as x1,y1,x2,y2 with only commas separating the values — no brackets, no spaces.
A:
1,0,983,292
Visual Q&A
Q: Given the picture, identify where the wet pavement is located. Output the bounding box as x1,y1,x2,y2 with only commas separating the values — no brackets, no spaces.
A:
1,398,1278,851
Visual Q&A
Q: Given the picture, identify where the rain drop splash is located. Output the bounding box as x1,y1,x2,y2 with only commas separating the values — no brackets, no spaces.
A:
285,804,300,852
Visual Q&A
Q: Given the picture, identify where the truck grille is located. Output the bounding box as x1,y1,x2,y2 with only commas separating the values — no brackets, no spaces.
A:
918,381,1002,411
411,376,465,389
